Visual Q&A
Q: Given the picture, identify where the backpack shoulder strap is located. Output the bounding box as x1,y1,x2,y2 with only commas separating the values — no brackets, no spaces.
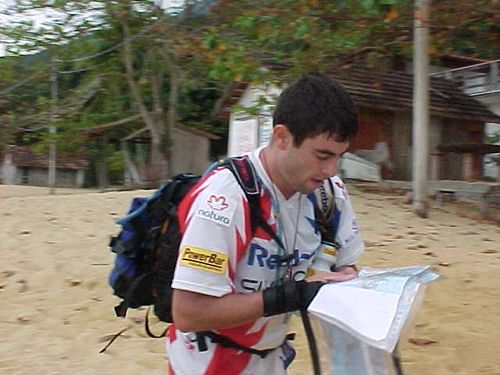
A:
313,178,340,244
223,156,286,251
227,156,260,197
327,178,341,241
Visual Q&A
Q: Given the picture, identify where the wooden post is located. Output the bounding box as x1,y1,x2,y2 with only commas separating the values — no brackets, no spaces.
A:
48,56,58,195
463,153,474,181
430,152,441,180
97,133,109,191
412,0,430,218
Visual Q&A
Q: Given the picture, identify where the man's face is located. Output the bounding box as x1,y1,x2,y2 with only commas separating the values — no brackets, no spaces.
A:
277,129,349,196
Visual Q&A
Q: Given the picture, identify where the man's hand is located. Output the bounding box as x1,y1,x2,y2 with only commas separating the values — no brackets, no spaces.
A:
306,270,355,283
306,265,358,283
262,280,324,317
336,265,358,276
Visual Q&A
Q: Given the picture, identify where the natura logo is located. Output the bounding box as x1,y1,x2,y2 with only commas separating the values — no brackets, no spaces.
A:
196,194,233,227
208,195,229,211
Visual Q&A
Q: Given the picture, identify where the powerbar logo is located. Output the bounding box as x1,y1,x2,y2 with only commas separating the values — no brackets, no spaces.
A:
180,246,228,274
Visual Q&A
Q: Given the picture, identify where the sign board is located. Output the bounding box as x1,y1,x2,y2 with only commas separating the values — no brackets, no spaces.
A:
227,115,259,157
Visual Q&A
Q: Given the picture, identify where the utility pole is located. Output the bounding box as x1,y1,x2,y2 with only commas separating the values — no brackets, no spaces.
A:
412,0,430,218
48,56,58,195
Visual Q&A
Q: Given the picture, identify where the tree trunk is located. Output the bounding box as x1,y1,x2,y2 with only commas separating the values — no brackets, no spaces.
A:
121,20,168,184
165,71,181,177
161,42,183,178
97,134,109,190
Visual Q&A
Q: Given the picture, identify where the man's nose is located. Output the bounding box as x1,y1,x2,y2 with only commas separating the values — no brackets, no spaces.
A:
321,160,337,178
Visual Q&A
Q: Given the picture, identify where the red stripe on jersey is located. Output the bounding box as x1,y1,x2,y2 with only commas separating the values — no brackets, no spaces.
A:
205,345,251,375
228,195,253,281
178,167,228,234
230,230,243,281
167,361,175,375
167,325,177,343
253,189,278,242
205,321,269,374
205,345,252,375
177,178,207,234
335,181,345,190
240,195,253,249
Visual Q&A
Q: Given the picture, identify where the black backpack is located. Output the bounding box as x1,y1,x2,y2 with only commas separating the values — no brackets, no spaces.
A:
107,156,285,330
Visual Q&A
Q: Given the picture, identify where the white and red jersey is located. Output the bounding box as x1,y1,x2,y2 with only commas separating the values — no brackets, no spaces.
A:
166,147,364,375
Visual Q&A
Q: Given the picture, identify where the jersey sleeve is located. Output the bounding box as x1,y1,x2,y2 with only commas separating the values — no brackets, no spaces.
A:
331,176,365,267
172,168,251,297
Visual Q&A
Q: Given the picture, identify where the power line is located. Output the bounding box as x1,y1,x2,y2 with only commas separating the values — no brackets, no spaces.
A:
57,61,108,74
56,41,124,63
55,15,165,64
0,71,48,94
1,36,136,93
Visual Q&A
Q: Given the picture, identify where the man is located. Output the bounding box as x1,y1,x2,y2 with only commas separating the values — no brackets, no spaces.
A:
167,73,365,374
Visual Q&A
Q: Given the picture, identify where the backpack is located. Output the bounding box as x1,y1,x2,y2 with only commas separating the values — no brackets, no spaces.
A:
107,156,285,330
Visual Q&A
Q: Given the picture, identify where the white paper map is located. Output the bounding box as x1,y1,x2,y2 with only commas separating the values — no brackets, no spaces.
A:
308,265,439,352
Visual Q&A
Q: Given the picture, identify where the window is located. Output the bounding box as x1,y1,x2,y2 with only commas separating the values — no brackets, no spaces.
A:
21,167,29,184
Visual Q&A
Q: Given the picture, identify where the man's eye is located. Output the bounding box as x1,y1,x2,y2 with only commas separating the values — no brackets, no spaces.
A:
316,154,330,161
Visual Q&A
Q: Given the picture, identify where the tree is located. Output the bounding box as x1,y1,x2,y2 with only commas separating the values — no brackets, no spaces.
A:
0,0,224,185
1,0,496,186
202,0,499,83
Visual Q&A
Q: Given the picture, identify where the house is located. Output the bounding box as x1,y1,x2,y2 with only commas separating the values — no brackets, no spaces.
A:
1,145,88,187
430,57,500,180
218,67,500,181
121,124,221,185
86,122,221,187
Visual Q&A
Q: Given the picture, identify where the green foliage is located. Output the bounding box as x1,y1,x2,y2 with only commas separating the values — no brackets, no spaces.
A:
1,0,230,175
1,0,498,182
107,149,125,183
202,0,414,81
202,0,498,82
429,0,499,59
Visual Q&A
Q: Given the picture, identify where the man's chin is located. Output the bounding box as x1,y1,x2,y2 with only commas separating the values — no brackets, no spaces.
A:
301,183,322,195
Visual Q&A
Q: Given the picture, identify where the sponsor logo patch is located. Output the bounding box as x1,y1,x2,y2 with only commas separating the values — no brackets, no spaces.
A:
208,195,229,211
247,244,314,270
196,194,235,227
180,246,228,274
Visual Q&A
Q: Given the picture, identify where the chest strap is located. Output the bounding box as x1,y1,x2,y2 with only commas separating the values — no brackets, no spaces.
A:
197,331,295,358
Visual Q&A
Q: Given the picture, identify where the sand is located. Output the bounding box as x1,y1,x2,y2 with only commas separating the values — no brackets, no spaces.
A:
0,184,499,375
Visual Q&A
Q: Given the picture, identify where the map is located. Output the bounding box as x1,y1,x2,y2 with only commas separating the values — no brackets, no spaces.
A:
308,265,440,352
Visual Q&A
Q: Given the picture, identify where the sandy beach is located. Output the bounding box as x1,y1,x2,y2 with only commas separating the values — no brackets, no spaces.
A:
1,183,499,374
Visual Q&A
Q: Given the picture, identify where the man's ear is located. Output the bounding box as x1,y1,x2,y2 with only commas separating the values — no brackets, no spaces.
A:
273,124,292,150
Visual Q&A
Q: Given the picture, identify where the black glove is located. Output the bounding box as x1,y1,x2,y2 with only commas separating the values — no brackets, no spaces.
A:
262,280,324,317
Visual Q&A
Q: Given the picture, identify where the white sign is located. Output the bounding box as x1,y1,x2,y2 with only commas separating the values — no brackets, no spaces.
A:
258,114,273,148
227,115,259,157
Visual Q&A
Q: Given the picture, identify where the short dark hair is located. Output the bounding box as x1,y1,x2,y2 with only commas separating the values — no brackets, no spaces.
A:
273,73,358,146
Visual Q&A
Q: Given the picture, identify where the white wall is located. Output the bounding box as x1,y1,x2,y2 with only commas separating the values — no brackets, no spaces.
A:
227,83,282,157
477,93,500,179
171,128,212,175
1,153,15,184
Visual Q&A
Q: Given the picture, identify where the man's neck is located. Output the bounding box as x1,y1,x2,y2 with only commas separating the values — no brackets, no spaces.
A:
260,146,295,199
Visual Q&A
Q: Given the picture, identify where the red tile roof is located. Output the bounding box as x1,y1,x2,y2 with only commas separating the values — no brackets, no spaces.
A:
3,145,88,170
218,67,500,123
329,67,500,123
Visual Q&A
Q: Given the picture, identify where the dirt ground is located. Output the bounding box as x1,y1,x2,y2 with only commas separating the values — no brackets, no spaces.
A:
0,183,498,374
